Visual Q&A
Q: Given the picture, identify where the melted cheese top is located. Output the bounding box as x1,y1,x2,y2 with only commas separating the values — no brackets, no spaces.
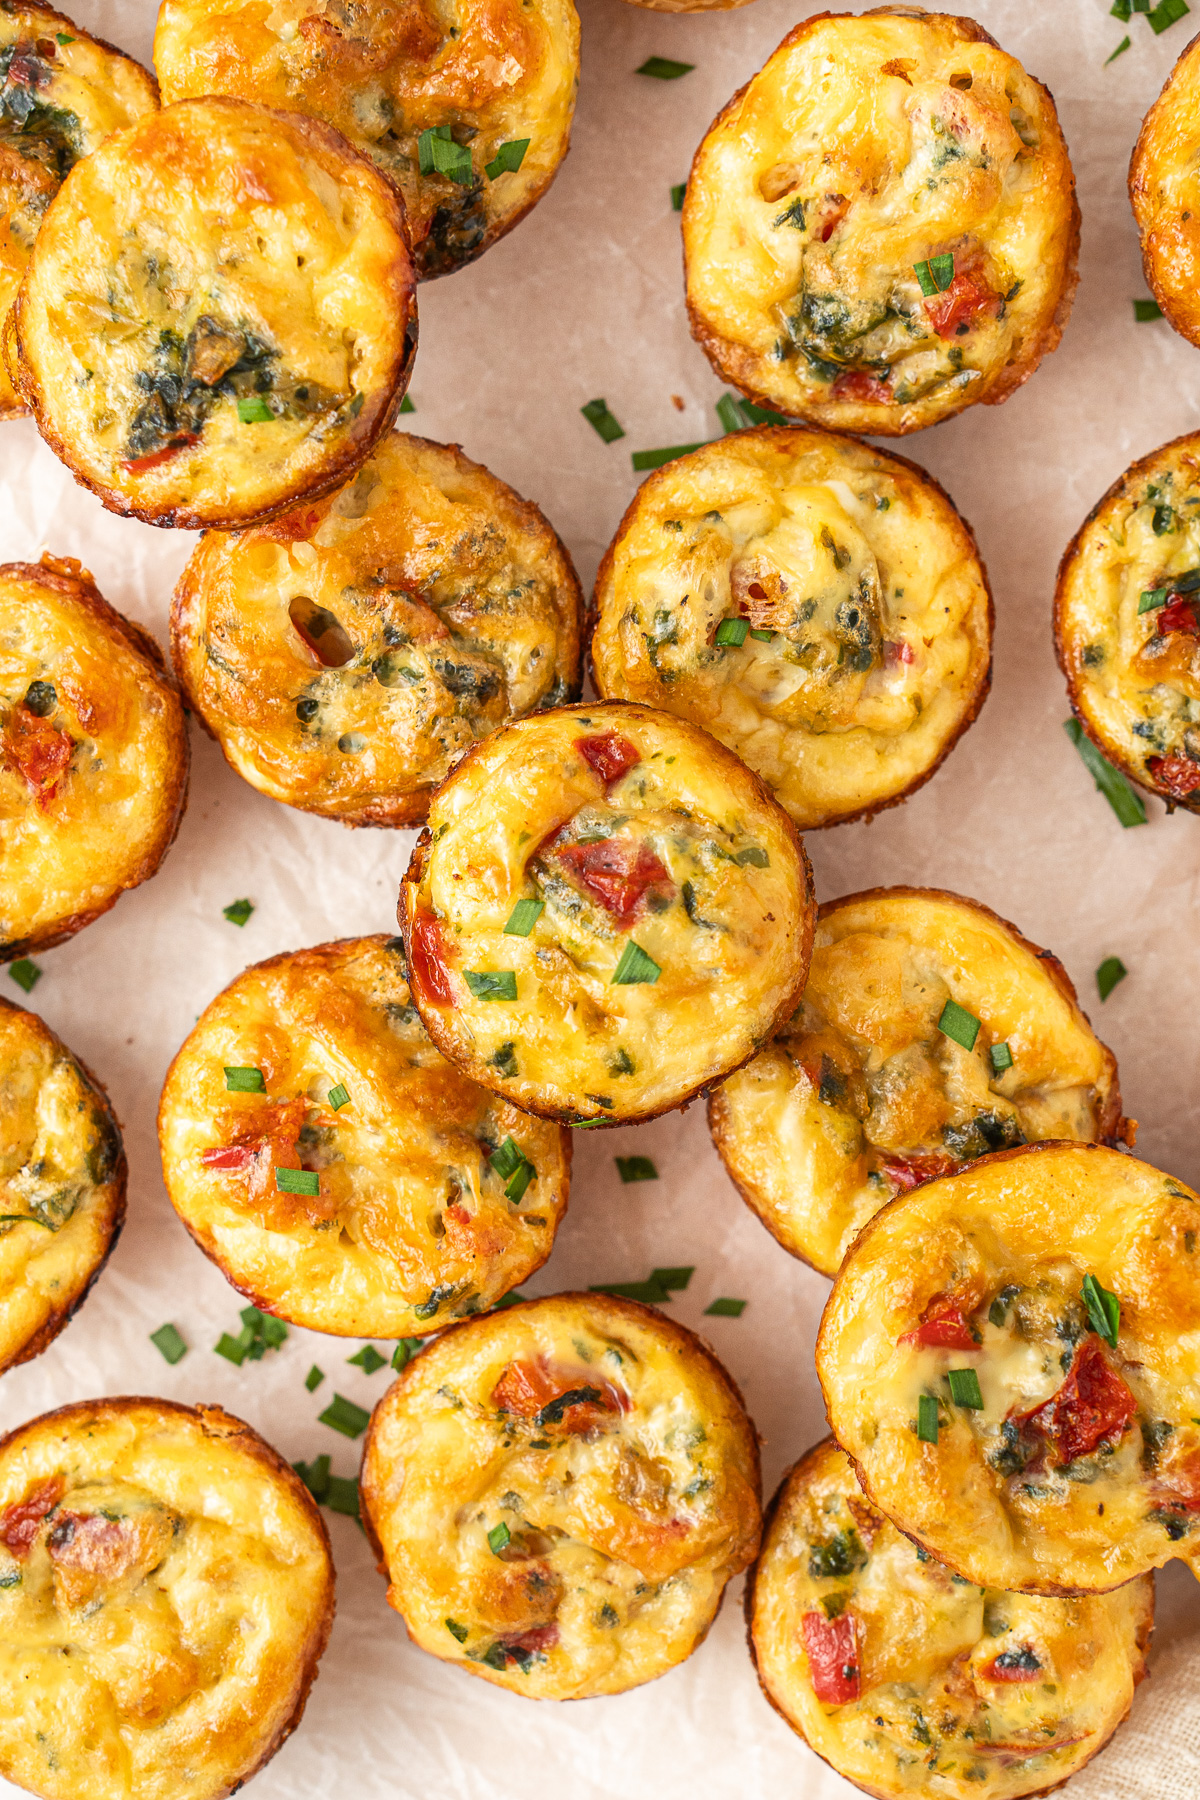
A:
817,1144,1200,1594
712,889,1122,1276
592,431,991,828
684,9,1076,432
0,1399,333,1800
361,1292,760,1698
751,1439,1151,1800
1130,32,1200,348
154,0,579,279
172,431,582,825
401,702,814,1122
158,934,569,1337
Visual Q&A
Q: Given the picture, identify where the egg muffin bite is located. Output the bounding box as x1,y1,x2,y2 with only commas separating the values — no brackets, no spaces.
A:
1129,31,1200,349
5,96,416,530
748,1437,1153,1800
710,888,1131,1279
154,0,578,281
0,1396,334,1800
399,701,814,1125
171,432,583,827
361,1291,761,1697
0,998,125,1375
590,430,992,829
683,9,1078,435
0,4,157,419
159,934,570,1338
817,1143,1200,1597
1,555,189,961
1056,431,1200,811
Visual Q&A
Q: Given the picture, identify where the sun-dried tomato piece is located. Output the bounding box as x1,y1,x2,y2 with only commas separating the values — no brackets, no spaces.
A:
880,1152,959,1194
4,704,72,808
576,732,641,786
802,1610,860,1704
924,270,1001,339
120,435,198,475
1147,754,1200,799
491,1358,628,1432
831,369,892,404
883,640,915,667
900,1292,978,1351
1153,595,1200,637
0,1477,64,1556
409,908,455,1007
1013,1334,1136,1466
555,836,674,924
200,1143,262,1172
981,1645,1042,1682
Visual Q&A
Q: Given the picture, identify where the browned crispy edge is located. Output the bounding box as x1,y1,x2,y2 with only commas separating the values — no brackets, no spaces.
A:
1128,29,1200,351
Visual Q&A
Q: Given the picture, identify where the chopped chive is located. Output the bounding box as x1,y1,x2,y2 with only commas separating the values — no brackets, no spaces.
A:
487,1521,511,1555
464,969,517,1001
590,1278,672,1303
223,898,254,926
946,1368,984,1409
1063,720,1147,826
652,1266,694,1291
1082,1273,1121,1346
615,1155,658,1183
570,1119,605,1127
392,1336,425,1369
398,394,415,413
913,259,937,297
632,443,702,472
749,628,773,642
505,1161,535,1203
1134,298,1163,320
224,1065,265,1093
485,137,530,179
1138,587,1168,612
294,1453,330,1501
735,845,769,867
612,941,660,985
8,959,41,994
348,1344,387,1373
989,1042,1014,1075
716,394,744,434
504,898,544,937
1096,956,1127,1002
242,1305,287,1349
325,1474,360,1518
1106,30,1132,56
670,181,686,210
318,1393,371,1439
636,55,693,78
446,1618,469,1643
418,124,472,183
215,1331,250,1366
489,1136,526,1181
237,395,273,424
327,1082,351,1111
276,1166,321,1196
917,1395,940,1444
736,398,790,427
937,999,980,1052
493,1291,527,1309
581,398,625,443
705,1297,746,1317
1111,0,1131,16
150,1323,187,1365
929,252,955,289
1148,0,1189,33
714,616,749,647
55,30,74,41
305,1365,325,1392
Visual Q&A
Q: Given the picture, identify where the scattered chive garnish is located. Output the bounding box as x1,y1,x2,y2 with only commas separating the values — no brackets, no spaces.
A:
490,1135,537,1201
214,1307,286,1365
1138,587,1168,612
418,124,472,183
749,628,773,642
735,845,769,867
615,1155,658,1183
215,1332,249,1367
305,1365,325,1392
636,55,694,78
8,959,41,994
446,1618,469,1642
917,1395,940,1444
705,1297,746,1317
276,1167,321,1196
1096,956,1127,1001
348,1344,387,1373
294,1452,330,1501
946,1368,984,1409
487,1521,511,1555
392,1336,425,1369
631,444,702,472
504,898,544,937
485,137,529,179
1134,298,1164,320
989,1042,1014,1074
670,181,686,210
612,941,660,985
570,1119,606,1128
716,394,744,435
464,969,518,1001
581,398,625,443
493,1291,528,1309
714,616,749,647
55,30,74,42
150,1323,187,1365
327,1083,350,1111
293,1454,361,1518
224,1066,265,1093
1106,31,1132,58
1148,0,1189,33
223,898,254,926
398,394,415,413
937,999,980,1053
590,1277,672,1303
1082,1273,1121,1346
237,396,273,424
653,1267,694,1291
1063,720,1147,826
913,253,955,296
318,1393,371,1439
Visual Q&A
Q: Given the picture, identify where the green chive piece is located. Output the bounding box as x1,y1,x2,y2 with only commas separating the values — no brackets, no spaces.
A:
242,1305,287,1349
989,1042,1014,1074
735,845,769,867
215,1331,250,1367
224,1066,265,1093
1096,956,1127,1002
418,125,473,183
749,628,773,642
237,395,273,424
8,959,41,994
913,259,937,297
590,1278,672,1303
716,394,744,435
398,394,415,413
569,1119,605,1128
487,1521,511,1555
937,999,980,1052
1082,1273,1121,1346
325,1474,360,1517
612,941,660,985
446,1618,469,1643
55,31,74,42
223,898,254,926
505,1161,535,1203
464,969,517,1001
1111,0,1131,16
946,1368,984,1409
631,444,702,472
1063,719,1147,826
504,898,544,936
714,616,749,647
1148,0,1189,34
917,1395,940,1444
485,137,529,179
615,1156,658,1183
392,1336,425,1369
705,1297,747,1317
327,1082,351,1111
670,181,686,211
276,1167,321,1196
737,398,790,427
652,1266,694,1291
318,1393,371,1439
1106,29,1133,56
1134,298,1163,320
636,55,693,78
150,1323,187,1365
1138,587,1168,612
348,1344,387,1373
490,1136,526,1181
581,398,625,443
929,252,955,290
305,1365,325,1392
493,1291,527,1309
294,1453,331,1501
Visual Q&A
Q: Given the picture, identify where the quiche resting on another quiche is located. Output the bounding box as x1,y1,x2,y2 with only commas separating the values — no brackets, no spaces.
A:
1129,28,1200,350
360,1291,761,1698
683,8,1078,434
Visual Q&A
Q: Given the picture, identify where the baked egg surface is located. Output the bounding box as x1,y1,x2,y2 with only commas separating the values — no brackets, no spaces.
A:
1129,29,1200,349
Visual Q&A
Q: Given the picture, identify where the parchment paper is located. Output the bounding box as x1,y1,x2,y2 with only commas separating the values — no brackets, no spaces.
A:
1,1,1197,1794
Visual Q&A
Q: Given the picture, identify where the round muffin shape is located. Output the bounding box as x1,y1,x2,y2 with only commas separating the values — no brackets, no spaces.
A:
590,430,992,829
0,555,189,960
710,888,1131,1279
683,9,1078,435
0,4,158,418
5,96,416,530
0,1396,334,1800
171,431,584,827
154,0,579,281
1129,31,1200,349
748,1437,1154,1800
0,998,125,1374
399,701,815,1124
816,1143,1200,1597
159,934,570,1338
1056,431,1200,811
361,1291,761,1698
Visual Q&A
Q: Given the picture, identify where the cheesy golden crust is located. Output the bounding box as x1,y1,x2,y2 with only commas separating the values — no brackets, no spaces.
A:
748,1438,1153,1800
590,431,992,829
1129,31,1200,349
0,2,157,418
816,1143,1200,1596
171,431,584,827
0,1397,334,1800
158,934,570,1337
1055,431,1200,812
710,888,1130,1279
683,9,1078,436
360,1291,761,1698
153,0,578,280
0,555,189,960
399,701,815,1124
6,96,416,530
0,998,125,1375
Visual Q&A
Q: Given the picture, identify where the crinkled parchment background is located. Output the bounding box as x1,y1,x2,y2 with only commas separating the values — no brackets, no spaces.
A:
1,1,1198,1794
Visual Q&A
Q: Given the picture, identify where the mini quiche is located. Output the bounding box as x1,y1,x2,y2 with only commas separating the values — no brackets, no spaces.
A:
399,701,815,1124
0,998,125,1374
0,3,158,419
1129,30,1200,349
710,888,1131,1279
0,1397,334,1800
360,1291,761,1697
5,96,416,530
1056,431,1200,811
158,934,570,1338
154,0,579,281
171,431,584,827
590,430,992,829
748,1437,1153,1800
1,555,189,961
816,1143,1200,1597
683,9,1078,435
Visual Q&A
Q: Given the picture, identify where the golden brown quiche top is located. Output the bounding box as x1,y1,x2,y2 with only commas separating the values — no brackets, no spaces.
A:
683,8,1078,435
171,431,584,826
153,0,579,279
1129,28,1200,349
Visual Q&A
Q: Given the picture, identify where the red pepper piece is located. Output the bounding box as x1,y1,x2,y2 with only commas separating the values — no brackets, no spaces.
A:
200,1143,262,1171
1013,1335,1136,1465
1153,595,1200,637
923,270,1001,339
883,640,915,667
496,1622,560,1663
555,837,674,924
1147,754,1200,799
0,1477,64,1556
492,1358,628,1432
980,1645,1042,1682
900,1292,977,1351
408,908,455,1007
831,370,893,404
3,704,72,809
120,435,198,475
802,1610,860,1704
576,732,641,786
879,1152,958,1195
